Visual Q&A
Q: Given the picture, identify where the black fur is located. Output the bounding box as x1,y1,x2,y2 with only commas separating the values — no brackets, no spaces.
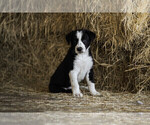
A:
49,48,75,93
49,29,95,93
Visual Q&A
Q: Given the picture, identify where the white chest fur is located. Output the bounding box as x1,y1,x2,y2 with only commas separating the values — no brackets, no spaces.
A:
73,52,93,82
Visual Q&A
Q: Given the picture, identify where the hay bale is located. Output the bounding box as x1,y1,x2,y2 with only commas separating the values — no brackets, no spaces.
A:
0,11,149,92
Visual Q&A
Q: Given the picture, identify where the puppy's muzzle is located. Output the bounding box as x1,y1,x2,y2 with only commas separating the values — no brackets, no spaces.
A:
77,47,83,53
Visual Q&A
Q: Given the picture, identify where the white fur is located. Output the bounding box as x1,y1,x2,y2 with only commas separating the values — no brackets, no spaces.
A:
63,86,72,90
69,31,100,97
75,31,86,54
86,71,100,96
69,70,83,97
75,49,93,82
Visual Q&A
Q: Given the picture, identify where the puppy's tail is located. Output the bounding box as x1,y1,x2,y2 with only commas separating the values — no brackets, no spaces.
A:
49,85,89,93
80,86,89,90
49,84,72,93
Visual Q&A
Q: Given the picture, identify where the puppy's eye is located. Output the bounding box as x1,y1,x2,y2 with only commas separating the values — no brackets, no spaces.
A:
83,40,87,43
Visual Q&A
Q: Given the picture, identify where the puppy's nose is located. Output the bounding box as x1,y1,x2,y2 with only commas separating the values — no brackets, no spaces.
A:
77,47,82,52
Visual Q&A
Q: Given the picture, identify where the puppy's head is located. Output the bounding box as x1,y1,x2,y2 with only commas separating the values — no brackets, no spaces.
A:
66,29,96,54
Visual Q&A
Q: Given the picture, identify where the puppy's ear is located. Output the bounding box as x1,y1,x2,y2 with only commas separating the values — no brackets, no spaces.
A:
85,30,96,42
66,31,75,44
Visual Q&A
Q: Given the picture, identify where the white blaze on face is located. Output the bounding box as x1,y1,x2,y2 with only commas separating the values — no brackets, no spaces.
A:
75,31,86,54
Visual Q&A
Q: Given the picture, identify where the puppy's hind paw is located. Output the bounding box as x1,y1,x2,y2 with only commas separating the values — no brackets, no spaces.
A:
91,91,100,96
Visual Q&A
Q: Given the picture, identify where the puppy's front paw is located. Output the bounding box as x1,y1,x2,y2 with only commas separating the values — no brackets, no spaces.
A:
90,90,100,96
73,90,83,97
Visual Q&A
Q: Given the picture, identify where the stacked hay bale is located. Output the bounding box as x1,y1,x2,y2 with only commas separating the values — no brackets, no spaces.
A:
0,1,149,92
75,12,149,92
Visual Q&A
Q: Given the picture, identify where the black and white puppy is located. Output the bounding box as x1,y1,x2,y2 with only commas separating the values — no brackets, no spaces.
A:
49,29,100,97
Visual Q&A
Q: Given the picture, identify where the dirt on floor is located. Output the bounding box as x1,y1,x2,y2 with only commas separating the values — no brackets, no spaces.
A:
0,85,150,125
0,84,150,113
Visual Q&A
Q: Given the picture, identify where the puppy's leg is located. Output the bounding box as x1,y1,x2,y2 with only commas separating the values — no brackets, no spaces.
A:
86,69,100,96
69,71,83,97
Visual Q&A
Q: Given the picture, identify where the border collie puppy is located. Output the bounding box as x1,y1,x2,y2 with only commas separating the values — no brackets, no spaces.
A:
49,29,100,97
